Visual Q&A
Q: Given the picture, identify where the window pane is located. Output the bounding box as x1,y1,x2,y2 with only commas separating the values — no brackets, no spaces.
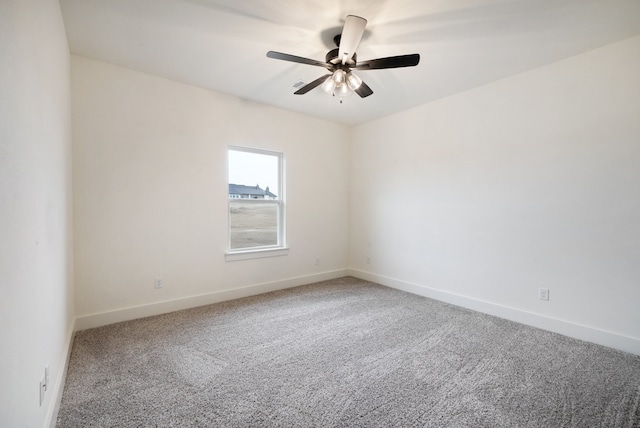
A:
229,201,278,249
228,150,278,197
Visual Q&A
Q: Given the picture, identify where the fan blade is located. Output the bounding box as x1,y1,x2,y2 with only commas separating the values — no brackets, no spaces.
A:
293,74,332,95
354,80,373,98
339,15,367,64
355,54,420,70
267,51,332,70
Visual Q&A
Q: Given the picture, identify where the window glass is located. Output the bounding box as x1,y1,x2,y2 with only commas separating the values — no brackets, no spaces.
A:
228,147,284,252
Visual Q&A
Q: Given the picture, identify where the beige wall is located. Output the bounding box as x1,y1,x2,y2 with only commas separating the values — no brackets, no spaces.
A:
0,0,74,426
350,35,640,354
71,56,350,323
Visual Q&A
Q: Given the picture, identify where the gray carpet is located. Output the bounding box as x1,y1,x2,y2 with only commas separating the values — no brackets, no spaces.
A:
57,277,640,427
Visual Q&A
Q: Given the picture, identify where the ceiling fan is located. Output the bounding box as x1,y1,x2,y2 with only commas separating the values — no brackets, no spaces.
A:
266,15,420,102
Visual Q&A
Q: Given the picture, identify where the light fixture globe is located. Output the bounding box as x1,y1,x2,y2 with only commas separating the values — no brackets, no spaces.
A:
332,69,346,84
321,76,336,94
346,72,363,91
334,82,352,98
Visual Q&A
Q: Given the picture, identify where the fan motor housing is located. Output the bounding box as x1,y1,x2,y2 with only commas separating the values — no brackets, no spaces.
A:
326,48,357,66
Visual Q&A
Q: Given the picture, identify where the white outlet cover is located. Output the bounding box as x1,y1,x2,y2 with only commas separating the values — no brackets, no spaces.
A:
539,288,550,301
44,365,49,391
39,379,45,406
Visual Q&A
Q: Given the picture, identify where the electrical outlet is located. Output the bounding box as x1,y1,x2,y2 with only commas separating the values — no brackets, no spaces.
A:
155,278,163,289
315,257,320,265
39,378,45,406
366,256,371,264
44,365,49,391
539,288,550,301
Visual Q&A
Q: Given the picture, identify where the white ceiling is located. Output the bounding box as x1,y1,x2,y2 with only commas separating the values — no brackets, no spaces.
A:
59,0,640,126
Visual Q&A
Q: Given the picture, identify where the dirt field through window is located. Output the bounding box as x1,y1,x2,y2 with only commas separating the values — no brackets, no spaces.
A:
229,201,278,249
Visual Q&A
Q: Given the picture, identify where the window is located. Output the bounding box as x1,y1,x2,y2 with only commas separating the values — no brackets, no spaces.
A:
226,147,286,259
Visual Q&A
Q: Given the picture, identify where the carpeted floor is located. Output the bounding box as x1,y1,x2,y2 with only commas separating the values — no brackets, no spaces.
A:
57,277,640,427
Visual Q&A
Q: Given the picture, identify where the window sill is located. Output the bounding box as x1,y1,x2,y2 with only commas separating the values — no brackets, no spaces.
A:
225,247,289,262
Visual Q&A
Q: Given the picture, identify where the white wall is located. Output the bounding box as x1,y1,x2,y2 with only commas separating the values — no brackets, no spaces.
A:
350,35,640,354
0,0,74,427
72,56,350,326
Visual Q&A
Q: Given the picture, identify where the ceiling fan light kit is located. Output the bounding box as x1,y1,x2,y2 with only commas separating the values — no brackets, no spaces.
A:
267,15,420,103
320,69,363,102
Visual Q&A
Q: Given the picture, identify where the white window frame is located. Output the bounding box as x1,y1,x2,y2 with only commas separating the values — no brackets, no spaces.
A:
225,146,287,262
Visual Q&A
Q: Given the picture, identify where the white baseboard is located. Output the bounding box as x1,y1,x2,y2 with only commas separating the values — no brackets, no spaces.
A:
75,269,349,331
349,269,640,356
46,318,75,428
